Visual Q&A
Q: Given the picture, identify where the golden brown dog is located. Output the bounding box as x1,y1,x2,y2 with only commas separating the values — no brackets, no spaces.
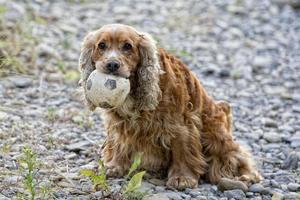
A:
79,24,261,190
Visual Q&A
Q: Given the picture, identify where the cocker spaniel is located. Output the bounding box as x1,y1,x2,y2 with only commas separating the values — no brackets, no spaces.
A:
78,24,261,190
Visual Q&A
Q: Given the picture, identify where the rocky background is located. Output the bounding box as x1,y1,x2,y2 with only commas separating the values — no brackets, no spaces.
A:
0,0,299,199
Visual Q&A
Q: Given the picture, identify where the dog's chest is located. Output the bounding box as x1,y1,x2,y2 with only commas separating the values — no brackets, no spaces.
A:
104,110,173,171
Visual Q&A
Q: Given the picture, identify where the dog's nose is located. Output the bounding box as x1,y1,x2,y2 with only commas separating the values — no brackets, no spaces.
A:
106,61,120,72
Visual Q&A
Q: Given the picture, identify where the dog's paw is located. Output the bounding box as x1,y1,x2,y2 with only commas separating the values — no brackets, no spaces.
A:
105,165,126,178
166,176,198,190
237,172,263,186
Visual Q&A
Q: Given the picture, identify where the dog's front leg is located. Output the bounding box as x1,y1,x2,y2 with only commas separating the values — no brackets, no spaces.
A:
166,126,207,190
101,137,131,178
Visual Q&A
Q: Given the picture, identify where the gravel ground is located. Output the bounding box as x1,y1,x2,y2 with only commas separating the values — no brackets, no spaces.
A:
0,0,300,199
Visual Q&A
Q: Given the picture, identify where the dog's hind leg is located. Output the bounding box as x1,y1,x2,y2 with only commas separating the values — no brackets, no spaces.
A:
201,101,262,185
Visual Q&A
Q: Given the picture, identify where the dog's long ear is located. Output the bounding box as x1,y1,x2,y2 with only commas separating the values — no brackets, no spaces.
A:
78,32,96,86
136,32,162,111
78,32,97,111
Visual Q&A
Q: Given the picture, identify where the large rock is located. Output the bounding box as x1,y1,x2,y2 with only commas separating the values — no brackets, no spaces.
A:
217,178,248,192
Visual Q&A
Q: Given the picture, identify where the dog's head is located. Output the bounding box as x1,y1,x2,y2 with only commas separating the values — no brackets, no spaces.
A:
79,24,161,111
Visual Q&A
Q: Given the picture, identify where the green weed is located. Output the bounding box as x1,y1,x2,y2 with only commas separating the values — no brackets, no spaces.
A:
46,108,58,123
80,153,146,200
18,146,52,200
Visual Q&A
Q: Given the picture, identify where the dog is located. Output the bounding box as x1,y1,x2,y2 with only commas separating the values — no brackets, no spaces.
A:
78,24,261,190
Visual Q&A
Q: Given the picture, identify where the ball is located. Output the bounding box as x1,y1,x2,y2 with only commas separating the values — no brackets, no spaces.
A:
85,70,130,108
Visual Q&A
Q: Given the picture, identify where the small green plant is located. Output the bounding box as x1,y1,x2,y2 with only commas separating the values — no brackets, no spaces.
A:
80,154,147,200
1,143,11,154
18,146,52,200
80,160,110,192
19,146,38,200
46,107,58,122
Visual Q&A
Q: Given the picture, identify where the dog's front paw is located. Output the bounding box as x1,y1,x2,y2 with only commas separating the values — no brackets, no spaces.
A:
238,171,263,186
166,175,198,190
105,165,126,178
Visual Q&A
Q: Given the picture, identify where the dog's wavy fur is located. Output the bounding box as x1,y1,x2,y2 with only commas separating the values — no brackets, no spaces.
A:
79,24,261,190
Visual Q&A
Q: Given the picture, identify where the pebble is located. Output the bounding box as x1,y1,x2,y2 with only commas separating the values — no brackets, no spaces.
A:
0,194,10,200
291,139,300,148
0,111,9,121
143,194,169,200
253,56,273,69
284,193,299,200
263,119,278,128
263,132,282,143
282,152,299,170
272,192,284,200
137,181,155,193
164,192,182,200
223,189,246,200
9,76,32,88
217,178,248,192
149,178,165,186
287,183,300,192
249,184,270,194
65,141,91,152
195,196,207,200
218,69,230,78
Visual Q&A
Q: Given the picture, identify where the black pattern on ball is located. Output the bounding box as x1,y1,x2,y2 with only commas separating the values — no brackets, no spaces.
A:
104,79,117,90
87,79,92,90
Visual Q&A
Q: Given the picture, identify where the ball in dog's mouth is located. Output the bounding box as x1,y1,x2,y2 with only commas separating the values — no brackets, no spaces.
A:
85,70,130,108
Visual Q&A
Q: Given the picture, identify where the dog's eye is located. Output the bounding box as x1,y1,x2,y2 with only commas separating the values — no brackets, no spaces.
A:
98,42,106,50
123,43,132,51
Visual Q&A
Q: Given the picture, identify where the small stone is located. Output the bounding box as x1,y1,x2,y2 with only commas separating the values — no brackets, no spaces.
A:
0,194,10,200
281,184,288,191
264,132,281,143
287,183,300,192
262,118,278,128
218,69,230,78
217,178,248,192
4,176,19,185
37,43,60,58
9,76,32,88
0,111,9,121
149,178,165,186
188,189,201,197
208,196,219,200
253,56,273,68
143,194,169,200
224,189,246,200
72,115,84,124
272,192,284,200
195,196,207,200
93,191,103,199
137,181,154,193
164,192,182,200
155,186,165,193
291,140,300,148
271,180,280,188
65,141,91,152
246,192,254,197
282,152,299,170
249,184,270,194
292,105,300,113
46,73,64,82
284,193,299,200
